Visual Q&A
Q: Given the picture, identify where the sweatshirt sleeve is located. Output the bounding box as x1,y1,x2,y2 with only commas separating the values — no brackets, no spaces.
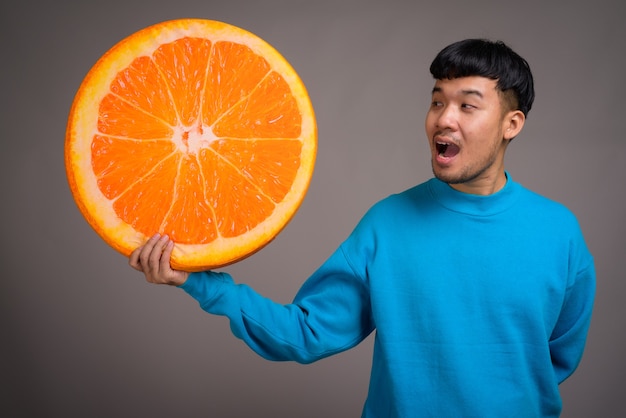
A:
549,242,596,383
178,245,374,364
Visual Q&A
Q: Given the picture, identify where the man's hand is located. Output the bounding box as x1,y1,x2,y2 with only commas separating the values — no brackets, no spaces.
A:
129,234,189,286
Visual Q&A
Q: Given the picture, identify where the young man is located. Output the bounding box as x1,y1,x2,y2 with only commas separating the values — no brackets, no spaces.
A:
130,39,595,417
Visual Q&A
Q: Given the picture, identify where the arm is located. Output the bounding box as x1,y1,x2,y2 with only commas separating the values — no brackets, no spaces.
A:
549,257,596,383
130,234,374,364
181,245,374,363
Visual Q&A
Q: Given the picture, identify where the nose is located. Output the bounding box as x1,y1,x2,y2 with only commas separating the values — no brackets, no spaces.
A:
434,105,457,131
428,103,458,131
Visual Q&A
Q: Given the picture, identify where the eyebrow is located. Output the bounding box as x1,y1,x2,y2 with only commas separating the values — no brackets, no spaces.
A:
431,86,484,99
461,89,484,98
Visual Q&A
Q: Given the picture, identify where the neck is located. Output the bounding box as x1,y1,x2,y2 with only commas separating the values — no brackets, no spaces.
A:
448,170,508,196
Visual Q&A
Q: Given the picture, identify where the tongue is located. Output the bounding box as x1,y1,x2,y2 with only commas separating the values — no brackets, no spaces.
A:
444,143,460,158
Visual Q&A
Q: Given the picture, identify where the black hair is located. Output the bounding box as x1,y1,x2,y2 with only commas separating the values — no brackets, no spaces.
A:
429,39,535,117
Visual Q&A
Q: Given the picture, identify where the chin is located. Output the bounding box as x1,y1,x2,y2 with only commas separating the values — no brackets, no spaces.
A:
431,163,464,185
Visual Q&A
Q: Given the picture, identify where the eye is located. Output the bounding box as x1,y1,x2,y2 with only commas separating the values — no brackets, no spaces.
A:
431,100,443,108
461,103,477,111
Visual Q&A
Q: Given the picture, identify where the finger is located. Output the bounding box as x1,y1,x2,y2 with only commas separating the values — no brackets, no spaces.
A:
161,239,175,274
139,234,161,272
129,245,145,271
148,234,170,277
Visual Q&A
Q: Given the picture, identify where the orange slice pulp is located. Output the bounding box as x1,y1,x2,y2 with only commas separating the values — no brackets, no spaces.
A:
65,19,317,271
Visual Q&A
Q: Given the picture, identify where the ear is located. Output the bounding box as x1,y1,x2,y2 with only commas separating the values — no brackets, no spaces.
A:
503,110,525,140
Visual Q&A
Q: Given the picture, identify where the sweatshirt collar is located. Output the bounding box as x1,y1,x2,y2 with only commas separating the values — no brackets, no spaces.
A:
427,172,520,216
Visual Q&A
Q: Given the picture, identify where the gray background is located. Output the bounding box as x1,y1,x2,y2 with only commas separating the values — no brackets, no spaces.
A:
2,0,624,417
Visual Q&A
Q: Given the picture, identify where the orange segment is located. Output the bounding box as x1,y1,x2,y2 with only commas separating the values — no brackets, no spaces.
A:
210,138,302,203
214,71,302,138
65,19,317,271
113,153,180,234
91,135,177,199
197,147,277,237
109,56,178,126
161,155,219,244
97,93,175,139
152,37,212,126
203,41,271,126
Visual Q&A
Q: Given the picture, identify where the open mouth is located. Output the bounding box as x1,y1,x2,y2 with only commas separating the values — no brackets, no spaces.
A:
436,141,460,158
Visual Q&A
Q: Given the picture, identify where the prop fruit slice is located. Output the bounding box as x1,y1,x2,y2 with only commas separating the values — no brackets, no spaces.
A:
65,19,317,271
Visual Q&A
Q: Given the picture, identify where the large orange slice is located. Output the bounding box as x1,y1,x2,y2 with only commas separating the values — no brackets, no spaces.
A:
65,19,317,271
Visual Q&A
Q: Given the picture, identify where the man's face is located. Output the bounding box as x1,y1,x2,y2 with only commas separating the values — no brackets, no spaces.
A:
425,76,520,194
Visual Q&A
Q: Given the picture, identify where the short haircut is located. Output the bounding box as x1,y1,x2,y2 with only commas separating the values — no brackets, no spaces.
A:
429,39,535,117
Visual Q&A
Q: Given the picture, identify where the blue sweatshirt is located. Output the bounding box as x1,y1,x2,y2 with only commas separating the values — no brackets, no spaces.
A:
180,175,595,417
